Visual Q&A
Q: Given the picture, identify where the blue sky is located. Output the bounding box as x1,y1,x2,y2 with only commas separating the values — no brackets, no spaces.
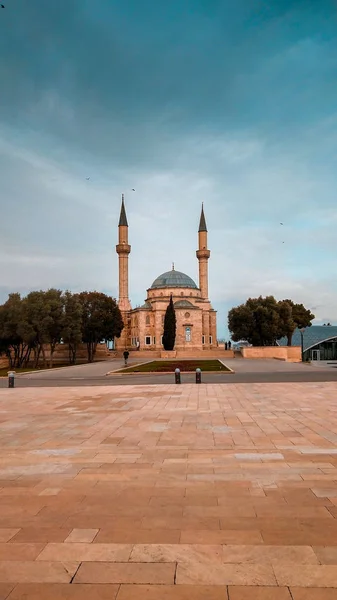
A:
0,0,337,337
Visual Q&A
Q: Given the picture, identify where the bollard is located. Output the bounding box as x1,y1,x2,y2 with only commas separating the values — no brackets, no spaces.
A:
196,368,201,384
175,368,181,384
8,371,15,388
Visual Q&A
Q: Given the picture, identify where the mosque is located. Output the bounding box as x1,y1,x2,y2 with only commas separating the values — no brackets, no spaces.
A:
115,196,217,352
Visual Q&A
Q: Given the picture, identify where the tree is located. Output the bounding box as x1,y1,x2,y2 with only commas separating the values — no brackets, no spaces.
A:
62,291,83,365
77,292,123,362
21,289,65,368
20,291,47,367
228,296,315,347
228,295,292,347
227,303,254,345
162,295,176,351
43,289,65,368
282,299,315,346
0,294,33,368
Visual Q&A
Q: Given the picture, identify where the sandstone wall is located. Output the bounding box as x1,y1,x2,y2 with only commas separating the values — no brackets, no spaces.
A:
117,349,234,359
241,346,301,362
174,349,234,358
0,356,9,369
5,343,112,368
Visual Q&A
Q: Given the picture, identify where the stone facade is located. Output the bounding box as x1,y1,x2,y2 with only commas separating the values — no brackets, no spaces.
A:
115,199,217,352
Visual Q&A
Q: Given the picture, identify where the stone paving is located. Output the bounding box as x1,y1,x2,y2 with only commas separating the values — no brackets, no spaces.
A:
0,383,337,598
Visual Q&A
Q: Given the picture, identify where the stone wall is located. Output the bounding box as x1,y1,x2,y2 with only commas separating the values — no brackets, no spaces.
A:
117,349,234,359
4,343,112,368
285,346,303,361
241,346,302,362
0,356,9,369
44,343,111,364
117,350,161,359
161,351,177,359
174,349,234,358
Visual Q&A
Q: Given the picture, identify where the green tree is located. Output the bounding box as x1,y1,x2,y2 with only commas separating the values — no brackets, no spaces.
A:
162,295,176,351
43,289,65,367
78,291,123,362
228,296,315,347
0,294,33,368
21,289,65,368
21,291,47,367
228,295,292,346
282,299,315,346
62,291,83,364
227,303,254,346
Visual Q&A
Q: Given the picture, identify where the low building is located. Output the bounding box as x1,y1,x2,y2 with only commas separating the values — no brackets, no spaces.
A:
278,326,337,361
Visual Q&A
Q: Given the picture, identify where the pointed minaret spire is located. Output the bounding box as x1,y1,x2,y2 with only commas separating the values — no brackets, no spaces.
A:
119,193,128,227
198,203,207,232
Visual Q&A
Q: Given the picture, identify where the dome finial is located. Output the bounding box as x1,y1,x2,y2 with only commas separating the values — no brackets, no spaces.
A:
172,262,175,271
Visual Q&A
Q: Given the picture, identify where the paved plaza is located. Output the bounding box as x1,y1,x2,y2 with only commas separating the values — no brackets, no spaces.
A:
0,383,337,598
2,357,337,387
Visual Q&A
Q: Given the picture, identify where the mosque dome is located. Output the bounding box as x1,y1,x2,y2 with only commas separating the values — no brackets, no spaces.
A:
150,269,198,290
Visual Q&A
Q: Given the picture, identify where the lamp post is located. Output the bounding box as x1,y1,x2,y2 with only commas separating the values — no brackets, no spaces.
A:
299,327,305,362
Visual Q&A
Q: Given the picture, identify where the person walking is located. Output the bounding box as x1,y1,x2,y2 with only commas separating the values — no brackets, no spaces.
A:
123,350,129,366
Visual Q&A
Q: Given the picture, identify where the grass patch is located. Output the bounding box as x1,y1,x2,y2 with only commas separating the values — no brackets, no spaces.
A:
119,359,230,373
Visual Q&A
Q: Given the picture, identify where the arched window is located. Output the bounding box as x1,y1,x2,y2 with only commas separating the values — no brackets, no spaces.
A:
146,315,150,325
185,327,191,342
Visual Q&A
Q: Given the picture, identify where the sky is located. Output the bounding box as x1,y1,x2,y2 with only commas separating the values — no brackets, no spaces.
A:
0,0,337,338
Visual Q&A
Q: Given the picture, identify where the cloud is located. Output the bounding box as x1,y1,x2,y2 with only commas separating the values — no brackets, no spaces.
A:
0,0,337,337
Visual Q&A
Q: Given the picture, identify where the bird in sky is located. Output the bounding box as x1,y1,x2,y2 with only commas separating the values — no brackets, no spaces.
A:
280,222,284,225
132,188,135,191
0,4,5,7
86,177,90,180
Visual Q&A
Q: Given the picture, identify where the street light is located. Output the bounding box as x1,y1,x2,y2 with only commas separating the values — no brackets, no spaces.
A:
299,327,305,362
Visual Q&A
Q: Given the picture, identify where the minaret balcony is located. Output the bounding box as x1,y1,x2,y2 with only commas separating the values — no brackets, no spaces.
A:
196,249,210,260
116,243,131,255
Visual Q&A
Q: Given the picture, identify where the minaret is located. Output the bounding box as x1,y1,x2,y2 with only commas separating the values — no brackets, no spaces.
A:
196,203,210,300
116,194,131,311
